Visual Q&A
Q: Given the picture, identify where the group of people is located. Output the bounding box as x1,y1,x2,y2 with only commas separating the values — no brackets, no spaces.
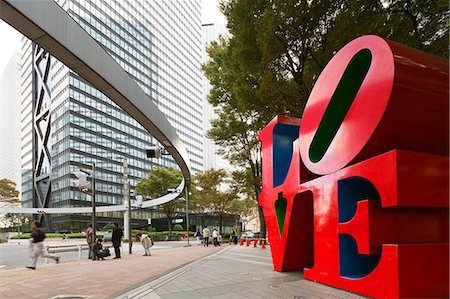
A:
86,223,154,260
25,221,238,270
25,221,149,269
195,226,223,247
86,223,123,260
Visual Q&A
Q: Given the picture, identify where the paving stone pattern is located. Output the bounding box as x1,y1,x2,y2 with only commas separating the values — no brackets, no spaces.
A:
114,245,368,299
0,245,221,299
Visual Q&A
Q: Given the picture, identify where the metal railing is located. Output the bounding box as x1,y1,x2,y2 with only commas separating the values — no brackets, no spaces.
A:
45,243,114,261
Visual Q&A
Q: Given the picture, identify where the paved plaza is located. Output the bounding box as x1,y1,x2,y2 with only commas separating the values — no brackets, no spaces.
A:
114,245,367,299
1,241,367,299
0,243,221,298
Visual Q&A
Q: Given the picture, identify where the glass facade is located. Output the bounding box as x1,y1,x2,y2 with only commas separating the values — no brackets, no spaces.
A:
21,0,203,230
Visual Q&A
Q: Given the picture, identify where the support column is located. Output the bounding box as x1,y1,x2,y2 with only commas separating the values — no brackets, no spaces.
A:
124,209,130,241
32,43,52,230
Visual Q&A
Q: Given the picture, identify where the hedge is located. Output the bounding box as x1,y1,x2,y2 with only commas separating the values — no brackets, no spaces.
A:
11,233,103,239
130,230,195,241
10,230,195,241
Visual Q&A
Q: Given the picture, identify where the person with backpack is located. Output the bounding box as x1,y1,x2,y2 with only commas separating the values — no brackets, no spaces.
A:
194,228,201,243
26,221,59,270
137,233,153,256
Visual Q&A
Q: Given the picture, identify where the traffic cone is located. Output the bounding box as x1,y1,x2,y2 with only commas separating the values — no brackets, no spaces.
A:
239,237,244,246
253,238,257,248
246,238,250,246
261,239,266,249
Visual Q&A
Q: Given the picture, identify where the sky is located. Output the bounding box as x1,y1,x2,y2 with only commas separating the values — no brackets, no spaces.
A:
0,0,226,74
0,21,21,73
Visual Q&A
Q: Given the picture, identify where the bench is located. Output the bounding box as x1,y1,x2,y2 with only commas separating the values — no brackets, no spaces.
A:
45,243,114,261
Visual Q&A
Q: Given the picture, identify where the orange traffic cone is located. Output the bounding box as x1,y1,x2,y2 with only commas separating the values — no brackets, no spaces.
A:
239,237,244,246
261,239,266,249
246,238,250,246
253,238,258,248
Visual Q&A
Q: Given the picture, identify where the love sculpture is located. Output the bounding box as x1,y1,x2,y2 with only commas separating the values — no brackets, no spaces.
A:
258,35,449,298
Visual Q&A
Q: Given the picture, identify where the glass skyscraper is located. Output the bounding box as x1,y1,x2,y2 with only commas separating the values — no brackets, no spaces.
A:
21,0,203,230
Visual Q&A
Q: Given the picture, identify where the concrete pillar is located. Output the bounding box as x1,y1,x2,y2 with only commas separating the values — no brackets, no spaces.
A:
124,209,129,241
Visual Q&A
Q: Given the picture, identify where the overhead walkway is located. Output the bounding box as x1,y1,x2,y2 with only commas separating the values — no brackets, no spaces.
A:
0,0,190,213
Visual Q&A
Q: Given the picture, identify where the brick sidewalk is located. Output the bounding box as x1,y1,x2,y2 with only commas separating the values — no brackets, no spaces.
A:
0,245,221,299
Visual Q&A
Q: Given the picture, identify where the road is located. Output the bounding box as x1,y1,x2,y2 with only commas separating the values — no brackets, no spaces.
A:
0,239,193,270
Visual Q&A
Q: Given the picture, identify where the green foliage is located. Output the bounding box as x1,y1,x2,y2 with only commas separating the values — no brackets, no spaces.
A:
136,167,182,198
11,232,100,239
132,229,192,241
166,234,181,241
136,167,183,234
66,233,86,238
11,233,31,239
192,169,246,233
102,223,115,232
0,179,22,227
172,224,184,231
204,0,449,239
0,178,19,203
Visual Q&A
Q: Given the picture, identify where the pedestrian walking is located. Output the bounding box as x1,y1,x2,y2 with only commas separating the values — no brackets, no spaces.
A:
137,233,153,256
112,222,123,259
26,221,59,270
194,228,201,243
212,229,219,246
202,226,210,247
86,224,94,259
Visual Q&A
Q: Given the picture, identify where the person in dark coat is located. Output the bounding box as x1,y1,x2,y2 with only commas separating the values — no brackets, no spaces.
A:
26,221,59,269
112,222,123,259
92,238,110,260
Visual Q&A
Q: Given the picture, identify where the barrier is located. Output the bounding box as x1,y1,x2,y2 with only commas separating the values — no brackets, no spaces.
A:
45,243,113,261
261,239,266,249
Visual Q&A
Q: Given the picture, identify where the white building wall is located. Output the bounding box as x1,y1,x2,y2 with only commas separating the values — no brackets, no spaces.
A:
201,23,230,171
0,51,22,191
20,38,33,207
20,0,205,214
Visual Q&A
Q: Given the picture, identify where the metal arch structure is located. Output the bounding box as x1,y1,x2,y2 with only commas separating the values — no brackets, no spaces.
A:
1,189,183,214
0,0,190,214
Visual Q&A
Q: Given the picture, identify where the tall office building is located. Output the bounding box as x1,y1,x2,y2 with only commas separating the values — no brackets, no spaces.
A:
21,0,203,230
0,51,22,190
201,23,229,170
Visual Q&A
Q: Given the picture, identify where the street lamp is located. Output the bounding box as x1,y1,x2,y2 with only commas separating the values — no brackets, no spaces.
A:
123,158,132,254
185,186,190,247
74,163,96,257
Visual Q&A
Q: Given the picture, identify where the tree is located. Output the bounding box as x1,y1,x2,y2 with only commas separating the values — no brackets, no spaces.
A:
203,0,448,239
230,169,259,225
192,169,245,234
0,179,19,204
0,178,22,228
136,167,183,234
